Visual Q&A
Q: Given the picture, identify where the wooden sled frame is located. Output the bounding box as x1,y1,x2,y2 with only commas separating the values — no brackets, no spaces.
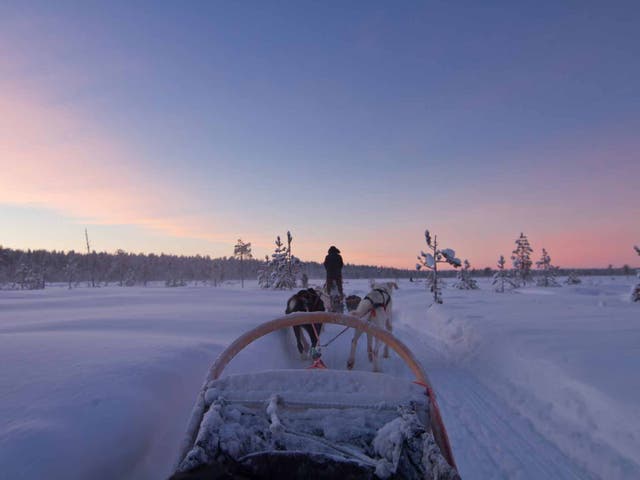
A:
177,312,457,471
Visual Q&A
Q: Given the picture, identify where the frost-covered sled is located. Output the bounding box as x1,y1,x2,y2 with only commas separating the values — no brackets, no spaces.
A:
171,313,459,479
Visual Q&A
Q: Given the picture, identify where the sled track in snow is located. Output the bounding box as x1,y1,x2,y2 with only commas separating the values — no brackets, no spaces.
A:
394,320,594,480
436,372,593,479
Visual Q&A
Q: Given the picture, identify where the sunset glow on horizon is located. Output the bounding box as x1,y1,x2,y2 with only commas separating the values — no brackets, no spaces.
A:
1,2,638,269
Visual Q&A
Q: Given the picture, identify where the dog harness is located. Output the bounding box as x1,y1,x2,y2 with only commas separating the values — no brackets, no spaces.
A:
302,293,323,312
364,288,391,315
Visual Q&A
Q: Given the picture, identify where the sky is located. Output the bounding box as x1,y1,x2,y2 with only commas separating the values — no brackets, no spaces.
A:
1,1,639,269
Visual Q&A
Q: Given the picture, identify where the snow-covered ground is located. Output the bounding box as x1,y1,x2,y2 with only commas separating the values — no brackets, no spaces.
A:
1,277,638,479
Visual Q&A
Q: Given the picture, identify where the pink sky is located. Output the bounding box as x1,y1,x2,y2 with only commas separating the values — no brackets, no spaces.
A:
1,4,638,270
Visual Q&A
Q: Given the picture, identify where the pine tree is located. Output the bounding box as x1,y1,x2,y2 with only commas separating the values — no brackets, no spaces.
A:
234,239,252,288
492,255,516,292
263,233,299,290
257,255,271,288
270,236,288,288
511,232,533,287
453,259,479,290
274,236,293,289
285,231,301,285
416,229,461,304
536,248,560,287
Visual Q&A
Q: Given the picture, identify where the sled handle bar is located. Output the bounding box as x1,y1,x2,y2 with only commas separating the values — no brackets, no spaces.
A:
180,313,457,471
208,312,428,383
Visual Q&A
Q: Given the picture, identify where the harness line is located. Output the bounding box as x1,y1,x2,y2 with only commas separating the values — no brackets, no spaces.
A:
320,325,350,348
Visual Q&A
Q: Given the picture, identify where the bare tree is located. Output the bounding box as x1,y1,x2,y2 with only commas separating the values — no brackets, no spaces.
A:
85,228,96,288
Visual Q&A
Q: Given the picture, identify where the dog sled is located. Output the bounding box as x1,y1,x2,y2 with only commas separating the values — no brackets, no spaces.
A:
171,313,460,479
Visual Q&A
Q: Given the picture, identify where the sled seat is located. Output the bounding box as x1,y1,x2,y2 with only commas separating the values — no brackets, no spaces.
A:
173,369,459,480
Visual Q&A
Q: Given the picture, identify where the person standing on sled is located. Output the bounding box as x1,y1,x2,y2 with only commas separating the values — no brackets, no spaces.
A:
324,246,344,310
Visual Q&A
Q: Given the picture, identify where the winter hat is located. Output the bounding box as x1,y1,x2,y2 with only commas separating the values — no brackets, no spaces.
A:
328,246,340,254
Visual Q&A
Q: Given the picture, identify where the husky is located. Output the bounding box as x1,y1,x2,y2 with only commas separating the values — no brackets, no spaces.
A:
345,295,362,312
285,288,325,357
347,282,398,372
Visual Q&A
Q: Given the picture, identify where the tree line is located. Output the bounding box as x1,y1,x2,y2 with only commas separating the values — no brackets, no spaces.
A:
0,245,430,290
0,243,634,291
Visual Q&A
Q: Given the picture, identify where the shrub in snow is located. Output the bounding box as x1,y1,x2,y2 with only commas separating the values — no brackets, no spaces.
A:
14,256,44,290
453,259,479,290
565,271,582,285
165,277,186,287
511,232,533,287
416,229,461,304
493,255,517,293
536,248,560,287
632,246,640,302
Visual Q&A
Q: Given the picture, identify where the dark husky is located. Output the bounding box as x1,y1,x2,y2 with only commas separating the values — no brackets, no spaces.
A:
345,295,362,312
285,288,325,356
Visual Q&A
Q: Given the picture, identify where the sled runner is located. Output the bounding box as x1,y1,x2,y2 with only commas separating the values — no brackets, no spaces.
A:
172,313,459,479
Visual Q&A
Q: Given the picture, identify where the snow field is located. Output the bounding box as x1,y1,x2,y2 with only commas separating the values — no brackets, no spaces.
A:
1,277,638,479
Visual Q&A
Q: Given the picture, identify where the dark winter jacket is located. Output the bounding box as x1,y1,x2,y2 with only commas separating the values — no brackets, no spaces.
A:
324,247,344,278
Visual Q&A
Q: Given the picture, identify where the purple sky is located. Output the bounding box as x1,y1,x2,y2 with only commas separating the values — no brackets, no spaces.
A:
1,1,638,268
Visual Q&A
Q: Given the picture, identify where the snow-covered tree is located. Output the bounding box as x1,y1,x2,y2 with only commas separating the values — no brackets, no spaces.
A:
416,229,461,304
257,255,271,288
271,236,288,288
492,255,516,293
13,253,43,290
233,239,252,288
565,271,582,285
453,259,479,290
261,233,300,290
536,248,560,287
284,231,301,283
511,232,533,287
